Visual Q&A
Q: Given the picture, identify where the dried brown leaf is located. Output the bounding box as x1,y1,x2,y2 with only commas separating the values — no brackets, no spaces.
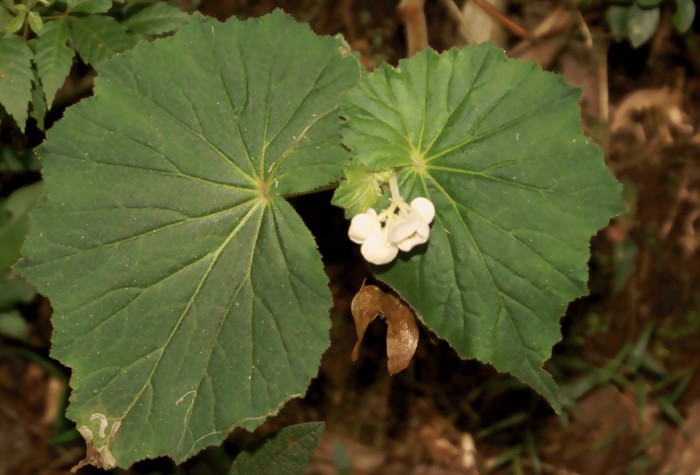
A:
351,284,419,375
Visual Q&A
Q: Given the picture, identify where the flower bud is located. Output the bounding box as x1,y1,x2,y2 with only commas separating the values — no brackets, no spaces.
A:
360,230,399,265
410,197,435,223
348,209,380,244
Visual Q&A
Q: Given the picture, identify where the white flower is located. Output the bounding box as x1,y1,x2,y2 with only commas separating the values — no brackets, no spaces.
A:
360,229,399,265
410,197,435,223
348,209,381,244
347,174,436,265
388,210,431,252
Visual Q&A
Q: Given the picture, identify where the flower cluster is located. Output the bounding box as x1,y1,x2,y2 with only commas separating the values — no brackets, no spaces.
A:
348,175,435,265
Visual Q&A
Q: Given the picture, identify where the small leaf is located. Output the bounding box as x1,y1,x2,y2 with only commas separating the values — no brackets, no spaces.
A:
66,0,112,14
673,0,696,32
229,422,324,475
606,6,630,42
30,66,47,129
0,271,36,309
339,45,623,412
27,11,43,34
332,162,392,218
351,284,419,375
0,145,41,171
124,2,189,35
0,8,13,31
69,15,135,66
0,182,44,269
17,11,360,468
0,33,33,132
35,17,74,107
627,4,660,47
0,310,30,341
6,10,25,33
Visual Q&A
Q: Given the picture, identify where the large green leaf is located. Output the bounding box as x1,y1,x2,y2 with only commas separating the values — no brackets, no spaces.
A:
34,17,74,107
17,11,359,468
229,422,324,475
0,33,33,132
337,45,623,411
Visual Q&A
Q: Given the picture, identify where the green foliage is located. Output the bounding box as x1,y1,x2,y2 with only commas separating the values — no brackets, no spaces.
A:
0,144,40,171
34,17,73,107
68,15,135,65
673,0,696,32
16,11,360,468
66,0,113,15
0,0,190,131
123,2,191,35
0,33,34,132
604,0,695,48
0,182,43,269
0,183,41,344
12,7,625,473
334,45,623,411
229,422,324,475
0,271,36,309
332,162,392,218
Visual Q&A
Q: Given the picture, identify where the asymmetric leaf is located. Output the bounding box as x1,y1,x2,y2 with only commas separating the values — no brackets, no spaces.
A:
229,422,324,475
35,17,74,107
0,33,33,131
17,12,359,468
337,45,623,411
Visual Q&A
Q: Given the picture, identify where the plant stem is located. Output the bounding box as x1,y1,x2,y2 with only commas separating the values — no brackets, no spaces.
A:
388,173,401,202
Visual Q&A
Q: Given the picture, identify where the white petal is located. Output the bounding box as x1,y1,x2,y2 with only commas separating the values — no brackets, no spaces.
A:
410,197,435,223
361,230,399,265
397,235,420,252
396,226,430,252
348,209,380,244
386,212,422,243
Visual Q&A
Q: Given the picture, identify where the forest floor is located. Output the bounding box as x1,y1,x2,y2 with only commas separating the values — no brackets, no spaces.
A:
2,1,700,474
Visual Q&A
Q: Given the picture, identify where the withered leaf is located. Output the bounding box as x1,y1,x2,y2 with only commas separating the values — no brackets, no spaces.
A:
351,284,419,375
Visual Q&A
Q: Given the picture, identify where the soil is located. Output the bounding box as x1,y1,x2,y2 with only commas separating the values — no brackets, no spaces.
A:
2,1,700,474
